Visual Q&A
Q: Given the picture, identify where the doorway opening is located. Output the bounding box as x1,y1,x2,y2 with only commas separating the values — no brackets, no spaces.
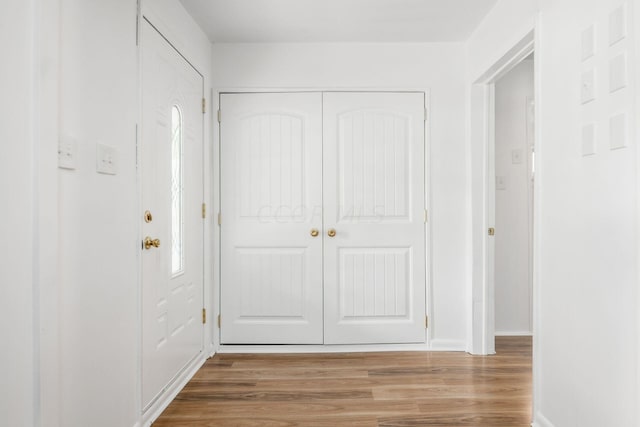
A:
468,30,537,421
493,54,534,339
469,29,536,357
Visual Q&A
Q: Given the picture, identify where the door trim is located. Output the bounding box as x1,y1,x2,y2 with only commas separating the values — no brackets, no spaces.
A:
213,88,433,351
469,29,535,355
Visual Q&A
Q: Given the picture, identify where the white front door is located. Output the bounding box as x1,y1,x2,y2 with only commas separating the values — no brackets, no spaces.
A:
220,92,324,344
322,92,426,344
141,20,204,408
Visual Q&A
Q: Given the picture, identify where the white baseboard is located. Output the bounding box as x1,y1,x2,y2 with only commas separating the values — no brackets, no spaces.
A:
218,339,470,354
141,352,208,427
495,331,533,336
218,343,433,353
532,411,555,427
428,339,467,351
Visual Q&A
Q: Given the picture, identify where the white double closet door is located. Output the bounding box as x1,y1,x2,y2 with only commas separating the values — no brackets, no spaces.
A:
221,92,426,345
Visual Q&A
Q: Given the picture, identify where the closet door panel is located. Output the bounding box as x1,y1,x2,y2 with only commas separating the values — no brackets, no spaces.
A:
323,92,427,345
220,92,323,344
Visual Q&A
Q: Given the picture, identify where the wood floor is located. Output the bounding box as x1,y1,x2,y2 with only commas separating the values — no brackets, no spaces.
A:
153,336,532,426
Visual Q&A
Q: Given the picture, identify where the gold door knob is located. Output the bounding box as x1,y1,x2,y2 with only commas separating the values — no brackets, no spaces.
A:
144,237,161,250
327,228,337,238
310,228,319,237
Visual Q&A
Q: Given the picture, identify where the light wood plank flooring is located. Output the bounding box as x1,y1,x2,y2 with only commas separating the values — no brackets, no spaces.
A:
154,336,532,426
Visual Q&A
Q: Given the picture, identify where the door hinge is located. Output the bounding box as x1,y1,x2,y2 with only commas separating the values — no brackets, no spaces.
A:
424,209,428,223
425,315,429,329
488,227,495,236
424,107,428,122
202,308,206,324
202,98,206,114
217,212,222,226
217,314,221,328
202,203,206,219
217,109,221,123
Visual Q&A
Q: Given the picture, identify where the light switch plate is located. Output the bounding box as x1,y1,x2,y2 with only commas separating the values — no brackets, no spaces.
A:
58,137,77,170
496,176,507,191
609,54,627,93
582,123,596,156
511,149,524,164
610,113,628,150
581,25,595,61
609,4,627,45
96,144,117,175
581,69,596,104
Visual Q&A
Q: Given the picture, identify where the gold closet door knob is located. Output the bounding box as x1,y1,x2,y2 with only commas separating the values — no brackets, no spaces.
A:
144,237,161,250
327,229,337,238
310,228,319,237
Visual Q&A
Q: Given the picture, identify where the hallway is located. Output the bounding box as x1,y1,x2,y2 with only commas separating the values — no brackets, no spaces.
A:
5,1,639,425
154,337,532,426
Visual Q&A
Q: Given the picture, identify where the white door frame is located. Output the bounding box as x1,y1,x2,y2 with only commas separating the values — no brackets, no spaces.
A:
468,25,543,421
468,29,537,354
212,88,433,352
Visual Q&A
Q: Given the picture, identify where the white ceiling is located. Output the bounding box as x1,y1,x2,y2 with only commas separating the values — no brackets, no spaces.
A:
179,0,498,43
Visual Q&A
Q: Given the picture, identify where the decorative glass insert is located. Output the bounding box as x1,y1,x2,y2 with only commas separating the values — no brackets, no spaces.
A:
171,105,184,275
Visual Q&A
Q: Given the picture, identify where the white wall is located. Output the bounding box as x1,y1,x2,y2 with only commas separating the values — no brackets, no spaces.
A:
59,0,139,425
0,1,36,425
494,59,533,334
57,1,212,426
536,0,637,425
212,43,469,348
468,0,639,425
3,1,60,425
143,0,213,76
467,0,538,83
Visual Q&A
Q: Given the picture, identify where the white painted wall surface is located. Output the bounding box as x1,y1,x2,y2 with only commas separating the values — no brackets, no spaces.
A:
466,0,537,82
58,1,212,426
468,0,639,425
35,0,61,424
494,59,533,335
59,1,139,425
536,0,637,425
212,43,469,349
0,1,35,425
143,0,213,76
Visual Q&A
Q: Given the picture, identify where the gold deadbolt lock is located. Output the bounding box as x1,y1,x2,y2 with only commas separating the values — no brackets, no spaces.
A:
144,210,153,223
144,236,161,250
488,227,495,236
310,228,319,237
